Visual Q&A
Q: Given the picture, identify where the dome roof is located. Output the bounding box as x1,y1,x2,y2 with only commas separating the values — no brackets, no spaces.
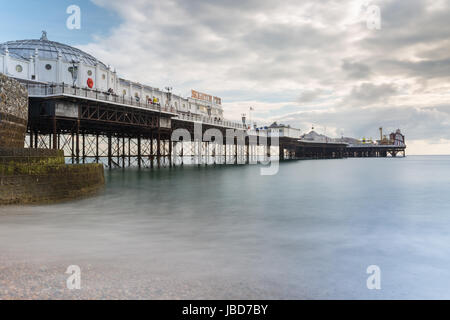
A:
0,32,107,68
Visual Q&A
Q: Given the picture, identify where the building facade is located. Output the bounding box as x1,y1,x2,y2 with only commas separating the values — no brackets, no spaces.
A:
0,32,224,121
248,122,302,139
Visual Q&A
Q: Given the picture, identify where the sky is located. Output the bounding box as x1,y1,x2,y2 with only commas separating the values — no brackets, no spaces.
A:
1,0,449,155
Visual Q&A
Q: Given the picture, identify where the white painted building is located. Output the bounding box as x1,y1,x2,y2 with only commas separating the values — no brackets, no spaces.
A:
248,122,302,139
0,32,224,121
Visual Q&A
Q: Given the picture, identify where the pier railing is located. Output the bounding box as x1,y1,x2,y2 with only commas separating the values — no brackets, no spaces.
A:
175,113,244,129
26,83,245,130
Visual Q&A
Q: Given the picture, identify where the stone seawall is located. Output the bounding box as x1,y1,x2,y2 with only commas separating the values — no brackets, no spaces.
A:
0,163,104,205
0,73,105,205
0,73,28,148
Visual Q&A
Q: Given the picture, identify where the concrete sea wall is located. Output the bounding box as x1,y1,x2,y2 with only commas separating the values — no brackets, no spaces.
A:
0,73,105,205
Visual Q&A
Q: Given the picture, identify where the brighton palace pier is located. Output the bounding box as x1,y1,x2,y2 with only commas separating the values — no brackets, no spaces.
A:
0,32,406,170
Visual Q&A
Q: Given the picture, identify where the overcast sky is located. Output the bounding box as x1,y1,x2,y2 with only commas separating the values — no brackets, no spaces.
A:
2,0,449,154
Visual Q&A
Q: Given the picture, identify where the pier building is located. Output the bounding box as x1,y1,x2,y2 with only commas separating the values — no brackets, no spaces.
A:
0,32,405,168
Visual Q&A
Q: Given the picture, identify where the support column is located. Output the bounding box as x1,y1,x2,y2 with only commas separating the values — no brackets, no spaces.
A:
234,137,238,165
181,140,184,166
75,120,80,164
71,131,75,164
157,130,161,168
128,137,131,167
52,116,57,150
34,130,38,149
246,137,249,164
224,140,226,164
150,132,154,169
96,133,99,163
169,138,173,167
122,135,126,168
82,131,85,164
117,136,120,166
107,134,112,168
205,141,208,166
137,136,142,168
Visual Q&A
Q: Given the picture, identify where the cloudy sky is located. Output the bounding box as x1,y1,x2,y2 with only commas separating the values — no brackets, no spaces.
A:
2,0,450,154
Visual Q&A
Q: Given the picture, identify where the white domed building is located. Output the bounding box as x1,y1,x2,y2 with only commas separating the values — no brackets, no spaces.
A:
0,32,226,122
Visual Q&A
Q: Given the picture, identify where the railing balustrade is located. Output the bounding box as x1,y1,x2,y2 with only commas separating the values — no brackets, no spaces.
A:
26,83,244,129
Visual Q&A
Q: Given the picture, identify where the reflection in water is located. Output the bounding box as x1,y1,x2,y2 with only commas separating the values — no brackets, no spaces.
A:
1,156,450,299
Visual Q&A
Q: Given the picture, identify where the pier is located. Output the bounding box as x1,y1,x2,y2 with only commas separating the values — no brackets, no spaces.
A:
23,83,406,168
24,83,267,168
1,34,406,168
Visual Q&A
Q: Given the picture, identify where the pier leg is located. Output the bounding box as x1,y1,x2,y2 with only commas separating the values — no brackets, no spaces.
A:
117,136,120,166
181,140,184,166
205,141,208,166
122,136,126,168
157,130,161,168
52,117,57,150
71,131,74,164
82,131,85,164
224,141,227,164
198,140,202,167
108,134,112,168
29,128,33,149
34,130,38,150
75,120,80,164
150,133,154,169
169,138,173,167
96,133,99,164
137,136,141,168
128,137,131,167
234,137,238,164
246,137,249,164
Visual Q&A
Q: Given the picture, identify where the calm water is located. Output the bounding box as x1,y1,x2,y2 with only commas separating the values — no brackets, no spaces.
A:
1,155,450,299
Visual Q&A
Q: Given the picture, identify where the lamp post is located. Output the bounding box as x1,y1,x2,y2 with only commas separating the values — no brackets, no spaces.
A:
69,59,79,87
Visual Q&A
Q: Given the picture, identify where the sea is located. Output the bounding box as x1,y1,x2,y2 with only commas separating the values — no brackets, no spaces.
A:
0,155,449,299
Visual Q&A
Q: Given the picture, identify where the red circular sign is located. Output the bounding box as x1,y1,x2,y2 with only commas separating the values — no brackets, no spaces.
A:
87,78,94,89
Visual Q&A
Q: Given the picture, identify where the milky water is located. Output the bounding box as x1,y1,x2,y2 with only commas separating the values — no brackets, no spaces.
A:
1,156,450,299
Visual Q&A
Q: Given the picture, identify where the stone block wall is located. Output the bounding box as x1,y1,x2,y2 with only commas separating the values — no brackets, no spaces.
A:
0,163,105,205
0,73,28,148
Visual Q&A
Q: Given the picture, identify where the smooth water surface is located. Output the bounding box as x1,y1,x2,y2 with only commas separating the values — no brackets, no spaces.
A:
0,156,449,299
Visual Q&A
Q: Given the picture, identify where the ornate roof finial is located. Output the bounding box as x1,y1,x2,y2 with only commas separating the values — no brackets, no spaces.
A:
40,31,48,41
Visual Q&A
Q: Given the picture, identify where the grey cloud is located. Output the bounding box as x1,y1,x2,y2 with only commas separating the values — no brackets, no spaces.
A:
341,60,372,79
298,89,328,103
376,58,450,79
345,83,398,105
